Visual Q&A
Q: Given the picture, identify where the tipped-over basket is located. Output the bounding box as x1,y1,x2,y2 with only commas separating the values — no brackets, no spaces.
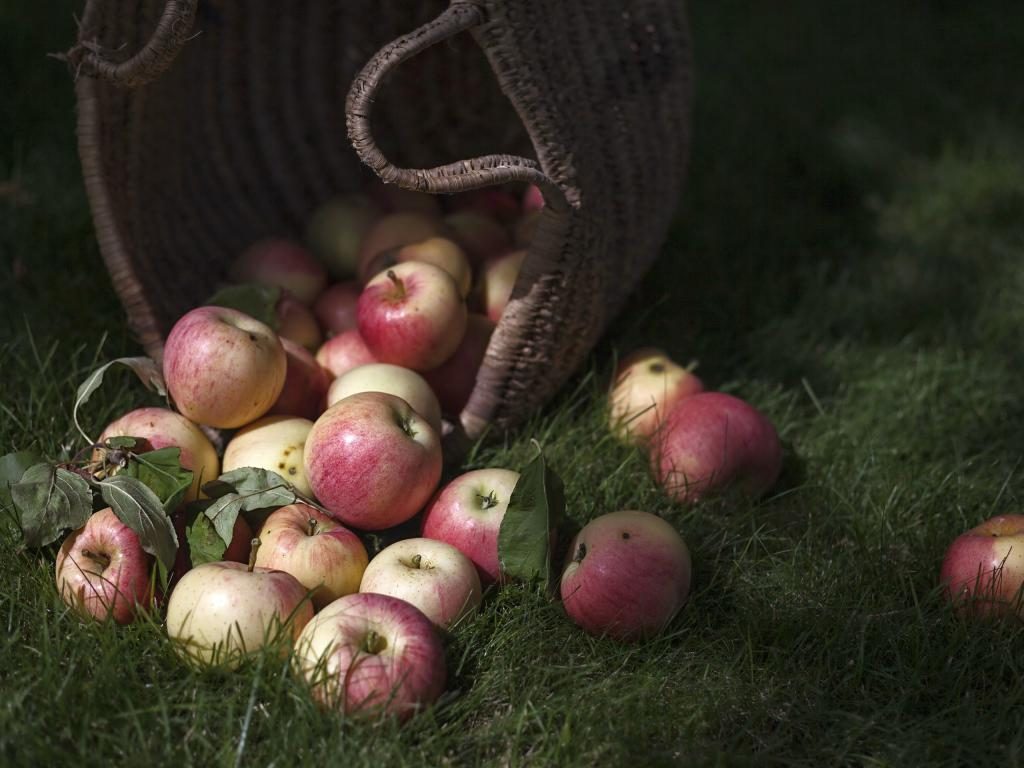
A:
66,0,692,440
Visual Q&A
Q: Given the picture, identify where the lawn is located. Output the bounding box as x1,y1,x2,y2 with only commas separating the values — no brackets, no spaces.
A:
4,1,1024,765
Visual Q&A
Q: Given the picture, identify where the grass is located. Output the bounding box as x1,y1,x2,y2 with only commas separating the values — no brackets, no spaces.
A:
4,1,1024,765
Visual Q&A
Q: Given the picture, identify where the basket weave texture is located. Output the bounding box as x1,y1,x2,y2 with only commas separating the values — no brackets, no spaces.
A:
68,0,692,439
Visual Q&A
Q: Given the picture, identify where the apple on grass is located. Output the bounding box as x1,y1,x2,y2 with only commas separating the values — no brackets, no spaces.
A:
652,392,783,504
315,329,378,379
305,196,379,280
357,262,467,372
326,363,443,437
163,305,286,429
305,391,442,531
359,538,482,629
940,514,1024,618
55,507,153,625
360,237,472,298
166,538,314,669
608,348,704,445
422,314,495,416
230,238,328,305
255,504,368,610
560,510,692,642
313,280,361,336
222,415,315,497
96,406,219,501
269,337,331,421
292,592,446,722
421,468,520,584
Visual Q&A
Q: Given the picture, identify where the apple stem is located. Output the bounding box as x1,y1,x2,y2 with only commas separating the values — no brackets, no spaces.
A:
411,554,422,569
478,491,499,510
362,630,387,654
386,269,406,300
573,542,587,564
247,538,261,573
81,549,111,569
307,518,318,537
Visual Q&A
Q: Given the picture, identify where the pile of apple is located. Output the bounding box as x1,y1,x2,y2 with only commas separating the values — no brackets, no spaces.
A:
50,181,699,723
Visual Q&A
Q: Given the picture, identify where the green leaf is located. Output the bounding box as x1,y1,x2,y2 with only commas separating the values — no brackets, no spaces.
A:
185,502,229,566
201,467,296,544
122,446,194,514
104,436,138,450
0,450,44,511
99,475,178,571
205,283,281,330
73,357,167,443
497,447,566,585
11,464,93,547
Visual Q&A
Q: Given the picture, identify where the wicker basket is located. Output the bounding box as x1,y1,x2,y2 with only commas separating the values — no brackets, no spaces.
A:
66,0,692,440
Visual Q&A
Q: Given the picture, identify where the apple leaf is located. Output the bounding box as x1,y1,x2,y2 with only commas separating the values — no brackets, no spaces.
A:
122,446,194,514
201,467,297,544
73,357,167,444
205,283,281,330
0,450,44,512
185,502,229,566
11,463,93,548
104,436,138,450
99,475,178,571
497,447,566,586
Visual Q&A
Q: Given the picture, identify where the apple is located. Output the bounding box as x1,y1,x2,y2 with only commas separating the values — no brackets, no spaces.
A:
357,262,467,371
443,211,510,265
357,212,444,271
359,538,482,629
326,363,442,436
940,515,1024,617
163,306,287,429
269,337,331,421
255,504,369,609
292,592,446,721
222,415,315,498
522,184,545,214
166,539,314,668
651,392,783,504
608,348,705,444
96,406,219,501
368,180,442,218
450,187,521,225
305,195,380,280
480,249,526,323
305,392,442,530
560,510,692,642
313,280,361,336
421,468,520,583
360,237,472,298
422,314,495,416
315,329,378,379
276,292,323,351
55,507,153,624
230,238,328,306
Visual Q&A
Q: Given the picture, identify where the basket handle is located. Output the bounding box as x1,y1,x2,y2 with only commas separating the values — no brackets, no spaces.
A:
61,0,198,88
346,1,569,212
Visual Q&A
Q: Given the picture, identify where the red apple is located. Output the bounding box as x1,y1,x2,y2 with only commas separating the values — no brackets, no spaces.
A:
359,537,482,629
96,407,219,501
480,249,526,323
313,280,361,337
305,196,379,280
326,363,442,437
560,510,692,642
608,348,704,444
269,337,331,421
422,314,495,416
315,329,378,379
292,592,446,722
255,504,369,609
443,211,510,265
166,541,314,668
230,238,328,306
941,515,1024,617
55,507,153,624
305,392,442,530
357,262,467,371
421,468,520,583
652,392,783,504
163,306,287,429
276,293,323,351
522,184,545,214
